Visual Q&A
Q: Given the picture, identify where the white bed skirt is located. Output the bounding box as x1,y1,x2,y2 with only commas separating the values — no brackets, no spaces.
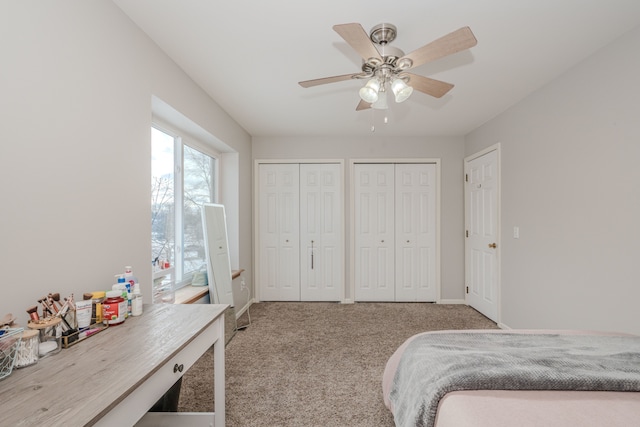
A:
435,389,640,427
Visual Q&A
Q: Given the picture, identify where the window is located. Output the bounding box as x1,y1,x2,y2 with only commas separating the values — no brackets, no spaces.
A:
151,125,217,291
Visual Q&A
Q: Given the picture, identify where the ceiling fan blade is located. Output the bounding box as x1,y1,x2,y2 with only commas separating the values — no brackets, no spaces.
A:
404,73,454,98
356,99,371,111
333,23,382,62
299,73,360,88
399,27,477,70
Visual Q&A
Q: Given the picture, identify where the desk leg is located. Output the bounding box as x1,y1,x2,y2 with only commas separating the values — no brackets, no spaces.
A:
214,316,225,427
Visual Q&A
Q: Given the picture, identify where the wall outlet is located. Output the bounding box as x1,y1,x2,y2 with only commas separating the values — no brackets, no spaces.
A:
513,226,520,239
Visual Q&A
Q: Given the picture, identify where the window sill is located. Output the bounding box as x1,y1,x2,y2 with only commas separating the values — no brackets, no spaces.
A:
173,270,243,304
174,285,209,304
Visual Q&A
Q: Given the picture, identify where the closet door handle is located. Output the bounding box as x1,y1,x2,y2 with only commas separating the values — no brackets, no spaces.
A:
311,240,314,270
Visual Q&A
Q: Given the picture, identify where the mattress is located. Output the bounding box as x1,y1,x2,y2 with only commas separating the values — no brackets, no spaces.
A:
382,329,640,427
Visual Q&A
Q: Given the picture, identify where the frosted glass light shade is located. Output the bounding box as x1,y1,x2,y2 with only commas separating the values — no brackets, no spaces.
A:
371,90,388,109
391,78,413,103
359,78,380,103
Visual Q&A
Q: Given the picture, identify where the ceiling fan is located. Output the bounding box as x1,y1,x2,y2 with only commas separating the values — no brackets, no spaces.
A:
299,23,477,110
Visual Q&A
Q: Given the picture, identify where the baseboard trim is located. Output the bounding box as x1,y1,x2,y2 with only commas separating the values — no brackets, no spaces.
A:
438,299,466,304
249,298,470,305
342,299,467,304
497,322,511,330
235,298,255,319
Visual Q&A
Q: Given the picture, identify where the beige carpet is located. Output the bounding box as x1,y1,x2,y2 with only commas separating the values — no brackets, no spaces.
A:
178,302,498,426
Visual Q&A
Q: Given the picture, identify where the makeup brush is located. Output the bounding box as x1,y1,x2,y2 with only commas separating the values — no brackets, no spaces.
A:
26,306,39,322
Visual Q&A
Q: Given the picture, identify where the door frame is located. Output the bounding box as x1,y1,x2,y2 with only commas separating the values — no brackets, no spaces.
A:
464,143,501,323
348,158,441,304
253,159,346,302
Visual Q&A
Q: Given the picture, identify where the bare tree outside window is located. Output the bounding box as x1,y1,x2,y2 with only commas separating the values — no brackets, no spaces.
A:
151,128,174,268
182,145,215,277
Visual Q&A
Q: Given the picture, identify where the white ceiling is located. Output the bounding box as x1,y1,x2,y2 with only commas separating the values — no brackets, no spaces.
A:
113,0,640,137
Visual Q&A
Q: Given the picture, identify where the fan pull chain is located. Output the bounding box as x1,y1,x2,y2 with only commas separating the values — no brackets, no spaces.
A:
370,111,389,132
371,108,376,132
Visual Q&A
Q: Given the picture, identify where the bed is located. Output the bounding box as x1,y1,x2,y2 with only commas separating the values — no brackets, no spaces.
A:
382,329,640,427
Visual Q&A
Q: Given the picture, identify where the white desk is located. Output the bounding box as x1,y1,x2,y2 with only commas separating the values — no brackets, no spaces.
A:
0,303,227,426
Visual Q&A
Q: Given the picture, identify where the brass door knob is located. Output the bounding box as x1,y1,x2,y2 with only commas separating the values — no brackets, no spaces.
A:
488,243,497,249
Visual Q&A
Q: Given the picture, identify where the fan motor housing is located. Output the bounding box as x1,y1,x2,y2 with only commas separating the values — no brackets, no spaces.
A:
362,24,404,71
362,24,404,74
376,44,404,62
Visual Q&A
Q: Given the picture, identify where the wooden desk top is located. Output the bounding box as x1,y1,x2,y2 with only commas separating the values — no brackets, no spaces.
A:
0,303,227,426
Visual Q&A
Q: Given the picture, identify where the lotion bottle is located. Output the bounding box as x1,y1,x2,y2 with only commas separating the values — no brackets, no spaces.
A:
131,283,143,316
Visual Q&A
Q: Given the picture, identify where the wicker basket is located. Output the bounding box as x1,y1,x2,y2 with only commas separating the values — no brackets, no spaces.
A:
0,328,24,380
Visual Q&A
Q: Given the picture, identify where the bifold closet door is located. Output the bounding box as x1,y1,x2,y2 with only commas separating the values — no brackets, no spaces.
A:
258,163,300,301
354,164,395,301
395,163,437,302
258,162,343,302
299,164,343,301
354,163,437,302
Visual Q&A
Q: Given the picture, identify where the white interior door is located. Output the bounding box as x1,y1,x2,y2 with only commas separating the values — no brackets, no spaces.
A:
465,148,499,321
258,163,300,301
395,164,437,302
354,164,395,301
300,163,343,301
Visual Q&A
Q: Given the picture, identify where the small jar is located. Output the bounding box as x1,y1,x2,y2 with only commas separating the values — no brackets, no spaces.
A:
15,329,39,368
102,290,126,326
27,317,62,359
91,291,106,324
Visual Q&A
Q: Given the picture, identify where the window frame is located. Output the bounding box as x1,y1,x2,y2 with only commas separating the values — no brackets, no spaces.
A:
151,122,220,290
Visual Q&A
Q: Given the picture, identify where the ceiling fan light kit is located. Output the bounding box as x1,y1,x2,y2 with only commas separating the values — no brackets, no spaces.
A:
359,78,381,103
391,77,413,103
298,22,477,112
371,89,388,110
358,76,412,107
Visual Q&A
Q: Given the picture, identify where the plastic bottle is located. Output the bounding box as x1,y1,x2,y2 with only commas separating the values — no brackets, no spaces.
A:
112,273,132,317
76,298,92,331
131,283,143,316
124,266,138,316
124,266,139,287
102,290,126,325
115,274,131,317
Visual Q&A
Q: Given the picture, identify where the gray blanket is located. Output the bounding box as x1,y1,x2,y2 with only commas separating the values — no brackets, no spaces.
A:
389,332,640,427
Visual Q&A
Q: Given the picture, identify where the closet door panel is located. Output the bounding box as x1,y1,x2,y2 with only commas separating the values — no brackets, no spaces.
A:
354,164,395,301
395,164,437,301
258,163,300,301
300,163,343,301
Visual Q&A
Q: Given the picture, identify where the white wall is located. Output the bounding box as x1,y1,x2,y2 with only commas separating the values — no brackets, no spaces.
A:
253,135,466,301
0,1,252,324
465,27,640,334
